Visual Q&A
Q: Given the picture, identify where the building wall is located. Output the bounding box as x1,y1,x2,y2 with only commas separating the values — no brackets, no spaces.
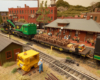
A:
0,12,9,23
88,13,100,22
0,43,22,66
46,27,99,42
8,4,57,23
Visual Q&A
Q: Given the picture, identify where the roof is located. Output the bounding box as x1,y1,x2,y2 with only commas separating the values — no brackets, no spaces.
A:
45,19,100,33
57,19,69,24
0,35,22,52
18,49,39,59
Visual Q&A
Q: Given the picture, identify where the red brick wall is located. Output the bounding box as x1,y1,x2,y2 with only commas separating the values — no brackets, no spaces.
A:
71,30,75,38
9,6,57,23
65,30,70,35
78,31,86,41
47,28,50,33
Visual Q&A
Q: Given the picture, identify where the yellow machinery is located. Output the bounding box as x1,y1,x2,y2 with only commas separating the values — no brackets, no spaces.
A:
17,49,39,72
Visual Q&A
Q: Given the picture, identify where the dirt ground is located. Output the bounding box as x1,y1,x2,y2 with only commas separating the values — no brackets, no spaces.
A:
0,63,66,80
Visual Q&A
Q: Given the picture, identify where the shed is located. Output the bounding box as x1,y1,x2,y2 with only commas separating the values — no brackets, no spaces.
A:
0,35,23,66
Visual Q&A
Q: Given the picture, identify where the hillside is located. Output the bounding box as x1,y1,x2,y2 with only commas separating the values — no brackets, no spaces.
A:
56,0,100,17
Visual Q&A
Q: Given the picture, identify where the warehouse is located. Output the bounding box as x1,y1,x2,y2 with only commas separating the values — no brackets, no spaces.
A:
45,16,100,42
0,35,23,66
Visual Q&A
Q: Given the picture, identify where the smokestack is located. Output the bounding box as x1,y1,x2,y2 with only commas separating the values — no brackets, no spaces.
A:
86,16,90,20
62,16,64,19
25,4,26,8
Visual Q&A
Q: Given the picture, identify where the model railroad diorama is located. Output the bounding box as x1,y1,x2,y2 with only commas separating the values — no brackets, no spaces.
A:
0,19,100,61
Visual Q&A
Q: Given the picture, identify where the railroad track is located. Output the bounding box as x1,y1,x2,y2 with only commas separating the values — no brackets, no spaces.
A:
0,33,98,80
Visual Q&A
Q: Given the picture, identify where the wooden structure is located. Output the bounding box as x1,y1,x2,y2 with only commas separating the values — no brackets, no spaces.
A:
0,35,23,66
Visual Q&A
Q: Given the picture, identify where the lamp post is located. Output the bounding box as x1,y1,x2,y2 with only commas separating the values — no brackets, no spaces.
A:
59,27,63,39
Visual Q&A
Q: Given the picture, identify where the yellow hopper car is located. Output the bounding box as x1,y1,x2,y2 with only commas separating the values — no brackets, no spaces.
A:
17,49,39,72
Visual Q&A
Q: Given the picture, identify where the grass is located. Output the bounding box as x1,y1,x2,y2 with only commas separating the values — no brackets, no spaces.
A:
18,75,30,80
11,68,17,74
97,70,100,74
3,61,16,68
66,57,71,59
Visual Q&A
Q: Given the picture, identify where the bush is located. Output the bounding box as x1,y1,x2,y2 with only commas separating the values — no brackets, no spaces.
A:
3,61,16,68
18,76,30,80
11,68,17,74
66,57,71,59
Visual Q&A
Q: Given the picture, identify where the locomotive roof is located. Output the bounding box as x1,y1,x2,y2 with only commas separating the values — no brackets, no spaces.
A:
18,49,39,59
45,19,100,33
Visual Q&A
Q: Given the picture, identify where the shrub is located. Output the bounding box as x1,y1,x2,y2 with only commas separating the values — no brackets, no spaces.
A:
66,57,71,59
3,61,16,68
11,68,17,74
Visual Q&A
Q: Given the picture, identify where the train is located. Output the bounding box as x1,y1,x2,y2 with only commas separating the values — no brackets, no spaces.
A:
0,19,100,61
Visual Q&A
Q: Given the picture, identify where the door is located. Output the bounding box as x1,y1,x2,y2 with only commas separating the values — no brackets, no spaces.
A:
14,48,21,61
86,32,93,40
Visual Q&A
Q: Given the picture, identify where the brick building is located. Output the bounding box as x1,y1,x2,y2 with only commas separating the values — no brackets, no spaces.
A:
0,11,9,23
81,8,100,23
45,17,100,42
8,4,57,24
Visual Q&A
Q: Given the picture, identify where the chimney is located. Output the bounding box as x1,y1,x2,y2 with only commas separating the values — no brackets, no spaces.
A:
62,16,64,19
25,4,26,8
87,16,90,20
95,8,98,12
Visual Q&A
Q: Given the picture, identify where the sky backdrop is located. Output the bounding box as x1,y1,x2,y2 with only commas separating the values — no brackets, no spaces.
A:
0,1,38,11
0,0,100,11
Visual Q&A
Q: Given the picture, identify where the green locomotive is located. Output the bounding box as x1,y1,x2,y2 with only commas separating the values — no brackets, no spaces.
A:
1,19,37,39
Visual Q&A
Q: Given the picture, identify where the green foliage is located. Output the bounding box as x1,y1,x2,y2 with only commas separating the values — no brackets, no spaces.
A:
3,61,16,68
97,70,100,74
18,19,27,23
36,0,51,24
11,68,17,74
56,0,70,8
0,15,3,24
66,57,71,59
97,2,100,8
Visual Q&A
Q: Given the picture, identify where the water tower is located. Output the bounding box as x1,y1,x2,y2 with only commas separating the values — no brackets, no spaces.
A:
51,0,56,7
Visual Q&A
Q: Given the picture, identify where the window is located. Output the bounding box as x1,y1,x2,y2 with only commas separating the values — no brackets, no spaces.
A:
51,17,53,20
6,13,8,15
6,17,8,19
3,17,5,19
12,11,13,14
17,10,18,14
75,31,78,36
23,16,24,19
33,10,34,13
63,30,65,35
15,11,16,13
6,51,12,59
31,10,32,14
51,10,53,14
20,10,21,14
10,11,11,14
95,16,97,21
22,10,23,14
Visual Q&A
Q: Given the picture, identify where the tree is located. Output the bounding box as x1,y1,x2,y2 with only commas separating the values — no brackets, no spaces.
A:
90,2,97,12
0,15,3,24
56,0,70,8
36,1,51,28
18,19,27,23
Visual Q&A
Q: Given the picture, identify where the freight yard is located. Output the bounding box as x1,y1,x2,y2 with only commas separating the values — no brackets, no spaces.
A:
0,31,100,80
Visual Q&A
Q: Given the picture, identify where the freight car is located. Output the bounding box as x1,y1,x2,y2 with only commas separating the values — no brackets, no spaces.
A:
0,19,100,61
